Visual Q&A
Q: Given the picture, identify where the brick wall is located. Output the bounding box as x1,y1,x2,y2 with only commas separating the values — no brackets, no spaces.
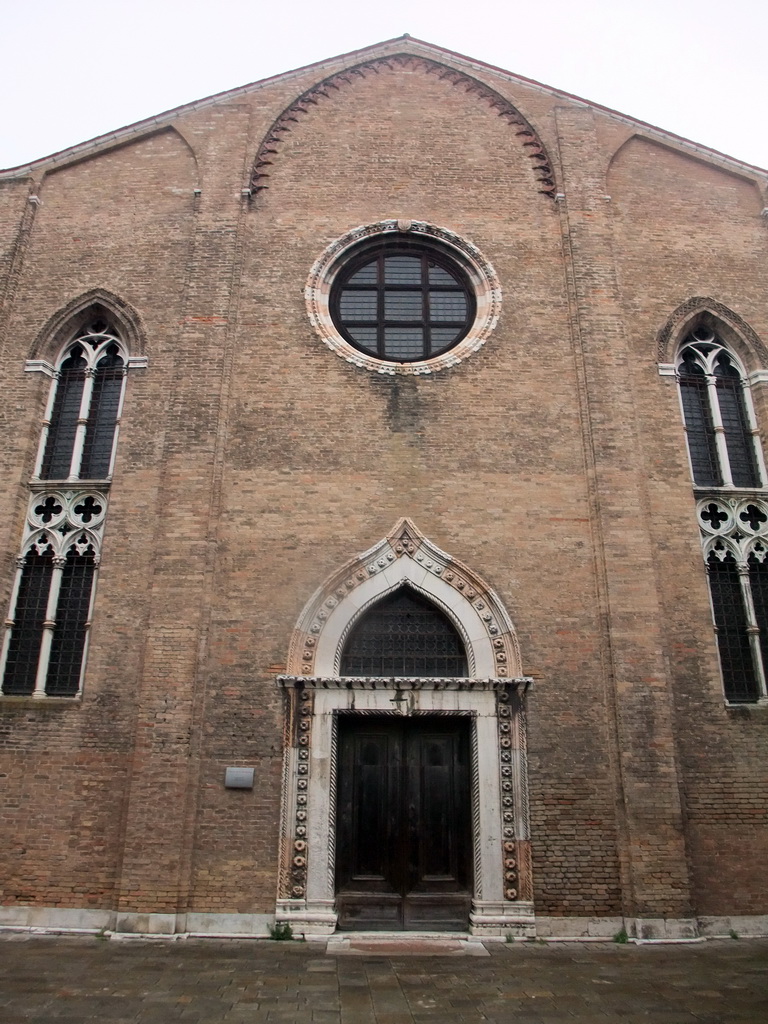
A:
0,39,766,923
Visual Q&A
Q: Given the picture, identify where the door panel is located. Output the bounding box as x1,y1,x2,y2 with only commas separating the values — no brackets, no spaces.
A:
335,716,472,931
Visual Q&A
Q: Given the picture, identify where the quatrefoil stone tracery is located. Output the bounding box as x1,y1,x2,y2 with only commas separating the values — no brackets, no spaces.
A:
27,490,107,550
698,496,768,563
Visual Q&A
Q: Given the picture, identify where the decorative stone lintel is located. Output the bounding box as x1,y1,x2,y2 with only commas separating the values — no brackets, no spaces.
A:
277,675,534,693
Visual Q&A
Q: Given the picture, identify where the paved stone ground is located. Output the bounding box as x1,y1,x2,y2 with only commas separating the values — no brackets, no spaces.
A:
0,933,766,1023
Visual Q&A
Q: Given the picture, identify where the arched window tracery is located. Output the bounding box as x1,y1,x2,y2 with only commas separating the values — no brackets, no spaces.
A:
1,306,138,700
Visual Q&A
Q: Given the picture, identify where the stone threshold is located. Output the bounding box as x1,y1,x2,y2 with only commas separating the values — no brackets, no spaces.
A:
327,933,490,956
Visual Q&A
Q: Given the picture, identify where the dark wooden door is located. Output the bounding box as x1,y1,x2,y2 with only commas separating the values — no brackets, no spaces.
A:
335,715,472,931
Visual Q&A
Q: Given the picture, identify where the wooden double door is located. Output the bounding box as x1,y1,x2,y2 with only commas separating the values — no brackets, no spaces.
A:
335,715,472,931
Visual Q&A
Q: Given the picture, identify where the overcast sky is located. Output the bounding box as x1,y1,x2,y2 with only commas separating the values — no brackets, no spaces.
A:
1,0,766,172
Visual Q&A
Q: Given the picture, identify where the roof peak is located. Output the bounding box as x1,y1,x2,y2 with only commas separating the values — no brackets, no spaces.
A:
1,35,766,179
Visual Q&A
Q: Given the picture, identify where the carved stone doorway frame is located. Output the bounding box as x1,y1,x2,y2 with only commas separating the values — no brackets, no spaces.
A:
275,520,534,937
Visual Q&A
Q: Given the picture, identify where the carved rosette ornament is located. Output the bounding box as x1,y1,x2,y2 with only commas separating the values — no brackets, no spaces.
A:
279,685,314,900
497,686,533,905
497,688,517,899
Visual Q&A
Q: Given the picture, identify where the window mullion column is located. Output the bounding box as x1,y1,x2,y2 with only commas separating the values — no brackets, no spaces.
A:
32,555,65,698
33,371,61,479
739,379,767,487
104,367,128,479
736,561,768,701
68,368,95,479
376,255,385,360
75,552,99,698
707,375,733,486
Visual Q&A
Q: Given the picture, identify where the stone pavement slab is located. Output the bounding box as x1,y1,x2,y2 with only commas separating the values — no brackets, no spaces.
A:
0,933,766,1022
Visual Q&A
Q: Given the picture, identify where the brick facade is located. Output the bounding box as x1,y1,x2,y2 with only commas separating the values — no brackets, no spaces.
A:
0,37,766,939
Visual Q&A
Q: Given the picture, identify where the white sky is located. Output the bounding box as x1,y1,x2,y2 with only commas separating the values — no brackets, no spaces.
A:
1,0,766,172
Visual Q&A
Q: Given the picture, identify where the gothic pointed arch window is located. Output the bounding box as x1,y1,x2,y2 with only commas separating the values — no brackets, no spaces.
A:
37,318,127,482
1,305,142,699
340,587,468,677
677,327,763,489
683,319,768,703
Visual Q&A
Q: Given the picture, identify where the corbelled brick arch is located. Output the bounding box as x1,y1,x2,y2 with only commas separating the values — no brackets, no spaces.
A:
250,54,557,199
276,519,535,938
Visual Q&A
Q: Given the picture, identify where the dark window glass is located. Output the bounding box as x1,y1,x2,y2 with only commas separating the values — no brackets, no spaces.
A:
340,589,468,677
331,241,475,362
679,352,720,487
80,345,124,479
707,551,759,702
2,547,53,695
714,355,759,488
40,347,87,480
679,351,721,486
46,545,95,696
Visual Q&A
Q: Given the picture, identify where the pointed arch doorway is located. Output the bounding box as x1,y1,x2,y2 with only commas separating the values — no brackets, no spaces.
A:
276,520,534,937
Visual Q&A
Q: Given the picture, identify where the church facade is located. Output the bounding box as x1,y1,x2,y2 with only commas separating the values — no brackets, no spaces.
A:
1,36,767,940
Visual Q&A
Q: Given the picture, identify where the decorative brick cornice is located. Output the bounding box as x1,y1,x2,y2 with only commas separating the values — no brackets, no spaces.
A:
250,54,556,198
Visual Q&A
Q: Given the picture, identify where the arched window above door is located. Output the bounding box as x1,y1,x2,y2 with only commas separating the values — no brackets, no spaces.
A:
340,588,468,678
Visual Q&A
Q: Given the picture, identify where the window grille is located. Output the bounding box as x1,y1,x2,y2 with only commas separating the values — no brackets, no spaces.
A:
46,546,96,696
331,239,475,363
1,548,54,695
707,550,760,702
698,498,768,703
39,321,126,482
677,330,762,489
340,589,468,677
41,349,87,480
0,531,98,699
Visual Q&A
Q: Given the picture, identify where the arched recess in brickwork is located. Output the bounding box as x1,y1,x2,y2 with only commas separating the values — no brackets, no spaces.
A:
607,134,764,199
285,517,521,679
656,298,767,371
27,289,147,366
157,125,200,185
250,54,556,198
